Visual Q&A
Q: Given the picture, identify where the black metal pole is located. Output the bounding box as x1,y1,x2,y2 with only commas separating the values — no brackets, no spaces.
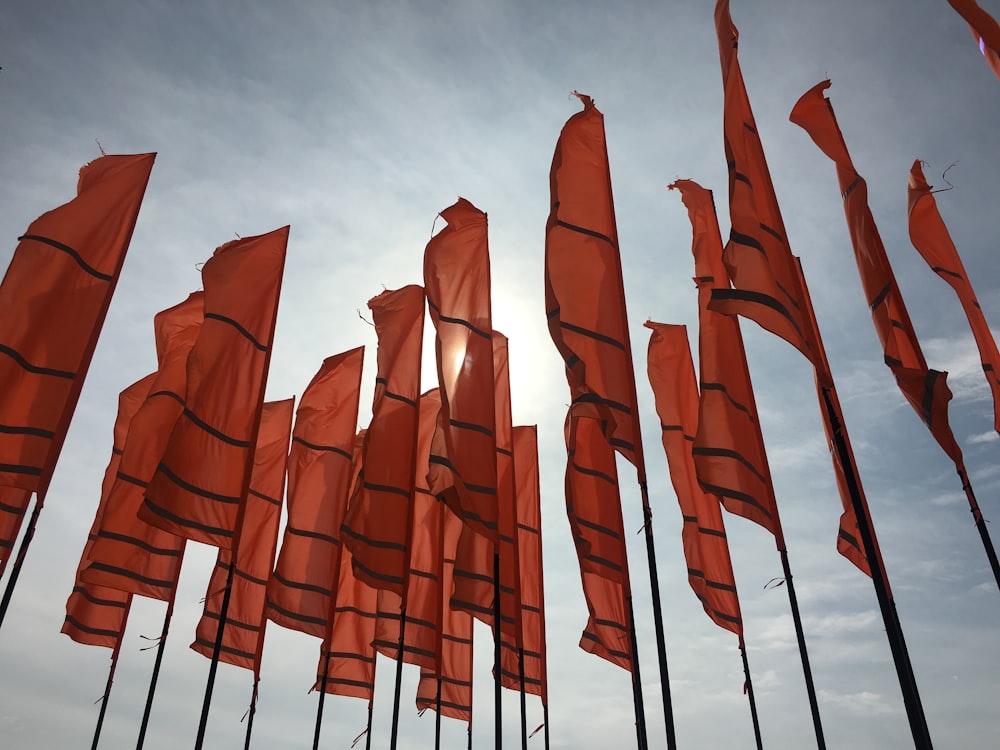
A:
624,592,648,750
740,641,764,750
435,677,443,750
0,497,40,630
779,548,825,749
542,702,550,750
91,603,128,750
518,647,527,750
194,560,236,750
136,599,175,749
312,649,331,750
821,387,933,749
365,699,373,750
389,608,408,749
493,547,503,750
243,679,258,750
958,465,1000,590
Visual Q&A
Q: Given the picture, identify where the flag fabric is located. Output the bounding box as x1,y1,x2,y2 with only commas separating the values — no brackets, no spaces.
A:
191,398,293,673
415,501,473,723
314,431,378,701
499,425,548,698
709,1,820,367
646,322,743,637
265,348,364,639
80,291,203,601
450,332,521,641
341,285,424,595
0,488,32,572
545,93,643,468
668,179,782,542
908,160,1000,433
62,375,152,648
139,227,288,550
372,389,444,670
0,152,155,497
791,80,962,464
424,198,499,542
948,0,1000,80
565,402,632,671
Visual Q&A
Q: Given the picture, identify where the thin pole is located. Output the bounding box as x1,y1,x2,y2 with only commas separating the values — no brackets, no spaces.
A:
624,591,648,750
493,547,503,750
779,548,825,749
958,464,1000,590
0,497,40,629
136,598,175,749
518,648,528,750
243,679,259,750
91,597,130,750
312,644,332,749
740,640,764,750
542,702,550,750
435,677,443,750
389,610,408,749
821,388,933,749
194,560,236,750
365,699,374,750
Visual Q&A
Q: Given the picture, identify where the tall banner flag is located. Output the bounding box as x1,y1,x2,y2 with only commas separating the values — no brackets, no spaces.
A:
907,160,1000,434
80,292,204,601
266,348,364,638
341,285,424,595
0,152,156,499
546,92,674,747
947,0,1000,80
646,322,764,749
423,199,498,542
710,2,820,366
139,227,288,550
191,398,292,671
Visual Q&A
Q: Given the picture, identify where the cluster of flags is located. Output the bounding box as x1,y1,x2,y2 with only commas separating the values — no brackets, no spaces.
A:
0,0,998,748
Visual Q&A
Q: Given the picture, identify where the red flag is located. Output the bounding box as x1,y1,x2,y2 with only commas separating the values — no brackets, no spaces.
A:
709,1,820,367
565,403,632,671
80,292,203,600
545,93,643,468
669,179,783,542
139,227,288,549
314,432,378,700
948,0,1000,80
191,399,293,673
646,322,743,637
373,389,444,670
908,160,1000,434
791,80,962,464
0,153,155,497
415,502,474,723
265,348,364,638
499,425,548,699
341,285,424,594
62,376,152,648
424,198,498,541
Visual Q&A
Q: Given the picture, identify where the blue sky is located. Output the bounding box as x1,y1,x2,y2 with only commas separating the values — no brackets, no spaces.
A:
1,1,999,747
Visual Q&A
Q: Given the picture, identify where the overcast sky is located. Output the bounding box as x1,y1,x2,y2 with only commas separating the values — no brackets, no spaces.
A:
2,1,999,748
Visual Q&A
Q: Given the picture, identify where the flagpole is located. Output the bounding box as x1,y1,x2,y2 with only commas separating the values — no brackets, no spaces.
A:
194,560,236,750
957,464,1000,589
0,497,40,629
312,651,331,750
91,596,131,750
493,547,503,750
518,648,528,750
135,598,173,749
435,677,443,750
623,591,648,750
365,698,374,750
313,532,347,749
243,679,259,750
739,638,764,750
542,702,550,750
389,609,408,750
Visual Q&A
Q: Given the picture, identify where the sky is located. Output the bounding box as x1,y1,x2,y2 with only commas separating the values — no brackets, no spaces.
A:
1,0,999,748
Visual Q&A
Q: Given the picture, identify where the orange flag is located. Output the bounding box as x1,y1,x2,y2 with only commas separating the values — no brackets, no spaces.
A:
424,198,498,541
948,0,1000,80
265,348,364,638
139,227,288,550
373,389,444,670
545,93,643,469
0,152,155,498
709,1,820,367
646,323,742,637
191,399,293,673
341,286,424,595
314,431,378,701
62,376,152,648
565,403,632,671
499,425,548,699
908,160,1000,434
80,292,203,601
791,81,962,465
415,502,474,724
